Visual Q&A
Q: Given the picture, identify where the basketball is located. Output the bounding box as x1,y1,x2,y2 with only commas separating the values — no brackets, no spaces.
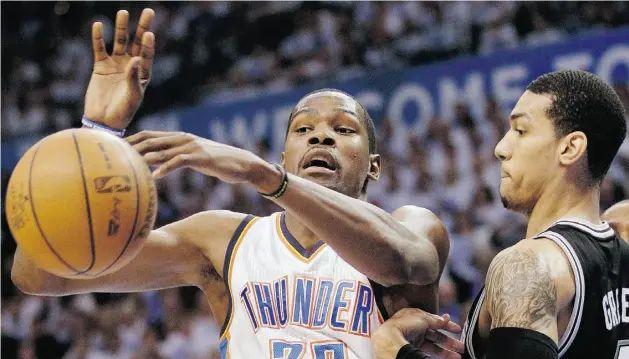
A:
5,128,157,279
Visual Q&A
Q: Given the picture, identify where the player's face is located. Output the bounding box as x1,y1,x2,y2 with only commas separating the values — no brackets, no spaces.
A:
282,92,379,198
494,91,560,214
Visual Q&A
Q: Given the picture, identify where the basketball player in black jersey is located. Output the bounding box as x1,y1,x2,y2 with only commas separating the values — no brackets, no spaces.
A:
372,70,629,359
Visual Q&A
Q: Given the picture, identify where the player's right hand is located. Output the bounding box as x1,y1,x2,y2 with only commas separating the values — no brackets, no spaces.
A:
372,308,464,359
84,9,155,130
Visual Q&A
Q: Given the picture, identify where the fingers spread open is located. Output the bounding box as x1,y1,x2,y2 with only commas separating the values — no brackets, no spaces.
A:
139,32,155,84
113,10,129,56
131,8,155,56
92,22,107,62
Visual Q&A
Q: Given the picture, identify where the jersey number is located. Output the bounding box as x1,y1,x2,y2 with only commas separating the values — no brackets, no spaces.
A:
271,340,346,359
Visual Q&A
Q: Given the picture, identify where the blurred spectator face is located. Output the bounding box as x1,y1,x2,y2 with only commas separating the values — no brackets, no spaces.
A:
385,160,400,193
486,97,499,118
532,13,549,31
428,118,449,143
494,91,559,213
283,91,378,199
103,329,122,354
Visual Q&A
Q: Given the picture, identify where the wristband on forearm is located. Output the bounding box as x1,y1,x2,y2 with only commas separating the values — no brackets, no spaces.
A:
81,116,126,137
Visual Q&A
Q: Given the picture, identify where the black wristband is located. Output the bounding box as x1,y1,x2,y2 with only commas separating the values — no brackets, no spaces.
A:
487,327,558,359
258,164,289,199
396,344,431,359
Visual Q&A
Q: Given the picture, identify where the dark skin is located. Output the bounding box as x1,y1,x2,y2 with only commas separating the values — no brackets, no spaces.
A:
11,8,458,358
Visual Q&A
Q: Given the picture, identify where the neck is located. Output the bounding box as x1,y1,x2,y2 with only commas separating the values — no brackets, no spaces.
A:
284,212,321,250
526,178,601,238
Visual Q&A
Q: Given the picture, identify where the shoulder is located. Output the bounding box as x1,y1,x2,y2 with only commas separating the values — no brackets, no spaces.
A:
391,206,449,260
160,210,251,249
488,239,576,311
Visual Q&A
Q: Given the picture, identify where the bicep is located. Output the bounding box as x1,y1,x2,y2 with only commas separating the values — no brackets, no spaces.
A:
61,226,210,294
485,245,559,343
61,210,246,294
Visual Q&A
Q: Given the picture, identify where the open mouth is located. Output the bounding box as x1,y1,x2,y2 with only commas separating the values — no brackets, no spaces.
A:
303,158,337,171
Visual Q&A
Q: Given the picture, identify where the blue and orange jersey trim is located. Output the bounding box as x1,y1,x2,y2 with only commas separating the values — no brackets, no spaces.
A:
219,214,259,341
276,212,327,263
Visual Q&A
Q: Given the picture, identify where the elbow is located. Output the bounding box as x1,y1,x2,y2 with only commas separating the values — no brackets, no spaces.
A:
401,246,440,286
373,251,439,288
11,268,42,295
11,264,62,296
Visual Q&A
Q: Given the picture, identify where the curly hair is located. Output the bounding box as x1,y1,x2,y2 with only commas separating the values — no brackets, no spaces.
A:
527,70,627,182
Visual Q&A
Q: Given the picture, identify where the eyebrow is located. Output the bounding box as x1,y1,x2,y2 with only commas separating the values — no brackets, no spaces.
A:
509,112,529,122
292,107,360,120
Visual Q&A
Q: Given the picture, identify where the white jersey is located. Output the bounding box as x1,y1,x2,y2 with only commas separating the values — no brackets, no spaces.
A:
219,212,385,359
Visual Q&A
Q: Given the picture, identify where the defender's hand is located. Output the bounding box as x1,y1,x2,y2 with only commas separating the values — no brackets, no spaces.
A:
84,9,155,130
127,131,272,186
372,308,464,359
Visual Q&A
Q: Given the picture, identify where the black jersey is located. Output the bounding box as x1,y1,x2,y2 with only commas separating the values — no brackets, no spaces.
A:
461,218,629,359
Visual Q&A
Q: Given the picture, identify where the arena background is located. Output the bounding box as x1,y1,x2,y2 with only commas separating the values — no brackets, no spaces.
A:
1,2,628,359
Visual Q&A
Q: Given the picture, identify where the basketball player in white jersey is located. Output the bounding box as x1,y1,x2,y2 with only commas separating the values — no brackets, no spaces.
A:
11,9,463,359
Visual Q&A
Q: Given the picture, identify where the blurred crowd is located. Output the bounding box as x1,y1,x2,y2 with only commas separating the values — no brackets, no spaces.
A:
3,1,629,138
2,2,629,359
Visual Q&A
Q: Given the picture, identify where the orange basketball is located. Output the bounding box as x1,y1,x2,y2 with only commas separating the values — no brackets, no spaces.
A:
5,128,157,279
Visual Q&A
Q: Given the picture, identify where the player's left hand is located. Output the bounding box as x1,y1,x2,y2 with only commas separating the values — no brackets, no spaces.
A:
127,130,268,184
372,308,464,359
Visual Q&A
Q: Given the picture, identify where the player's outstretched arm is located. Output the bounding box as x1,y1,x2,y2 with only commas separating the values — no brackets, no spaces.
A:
483,239,575,359
126,131,446,288
271,177,447,288
11,210,245,296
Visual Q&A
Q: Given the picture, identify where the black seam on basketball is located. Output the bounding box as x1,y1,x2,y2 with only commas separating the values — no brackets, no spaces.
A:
94,140,141,276
72,132,97,274
28,144,82,273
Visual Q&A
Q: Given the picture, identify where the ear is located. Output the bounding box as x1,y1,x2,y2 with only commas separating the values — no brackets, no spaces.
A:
367,154,381,181
280,152,286,167
558,131,587,166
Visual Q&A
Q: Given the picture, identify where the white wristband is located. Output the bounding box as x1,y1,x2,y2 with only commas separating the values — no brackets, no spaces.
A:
82,116,126,137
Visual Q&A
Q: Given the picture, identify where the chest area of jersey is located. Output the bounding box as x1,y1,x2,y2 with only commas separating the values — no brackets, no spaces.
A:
231,251,378,338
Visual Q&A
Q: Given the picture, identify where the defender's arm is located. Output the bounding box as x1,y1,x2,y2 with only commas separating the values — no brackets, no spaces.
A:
484,239,576,359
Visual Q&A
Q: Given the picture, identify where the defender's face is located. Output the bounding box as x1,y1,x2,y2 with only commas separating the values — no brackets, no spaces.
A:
494,91,559,213
282,92,373,198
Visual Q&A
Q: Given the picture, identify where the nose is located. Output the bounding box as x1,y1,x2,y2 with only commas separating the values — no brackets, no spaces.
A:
494,134,510,161
308,125,336,147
